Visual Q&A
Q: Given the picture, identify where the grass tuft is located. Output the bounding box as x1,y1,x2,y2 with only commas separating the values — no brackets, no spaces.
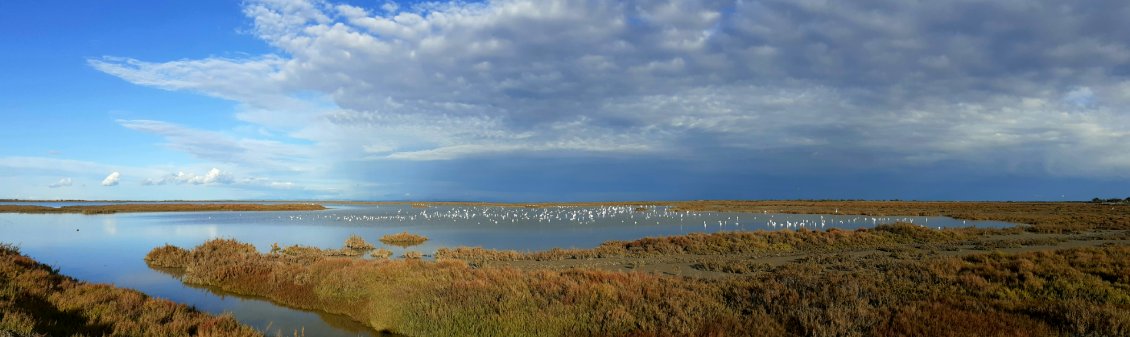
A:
343,235,375,251
144,244,191,268
379,232,428,247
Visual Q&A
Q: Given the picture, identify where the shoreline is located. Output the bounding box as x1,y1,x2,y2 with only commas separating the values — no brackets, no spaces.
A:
0,244,263,337
0,203,326,214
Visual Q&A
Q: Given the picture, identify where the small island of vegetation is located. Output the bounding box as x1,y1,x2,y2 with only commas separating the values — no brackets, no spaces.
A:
379,232,429,246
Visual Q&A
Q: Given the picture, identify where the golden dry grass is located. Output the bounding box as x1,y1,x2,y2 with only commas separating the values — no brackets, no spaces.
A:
435,223,1012,263
149,236,1130,337
379,232,428,246
265,236,392,260
343,235,375,250
144,244,191,268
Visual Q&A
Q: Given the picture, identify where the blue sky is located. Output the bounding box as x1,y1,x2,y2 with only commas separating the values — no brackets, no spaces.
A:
1,0,1128,201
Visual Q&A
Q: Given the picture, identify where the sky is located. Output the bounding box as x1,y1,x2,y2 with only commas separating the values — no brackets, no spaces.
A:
1,0,1128,201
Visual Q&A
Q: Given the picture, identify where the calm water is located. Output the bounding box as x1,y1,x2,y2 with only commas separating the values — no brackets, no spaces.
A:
0,203,1014,336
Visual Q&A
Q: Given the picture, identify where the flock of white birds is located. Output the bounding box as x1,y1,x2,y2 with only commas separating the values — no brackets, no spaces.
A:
269,205,969,231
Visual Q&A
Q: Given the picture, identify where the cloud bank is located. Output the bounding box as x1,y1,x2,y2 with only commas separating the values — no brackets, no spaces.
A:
90,0,1130,200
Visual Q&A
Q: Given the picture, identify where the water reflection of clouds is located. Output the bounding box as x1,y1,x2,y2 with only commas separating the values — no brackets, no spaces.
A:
101,217,118,235
172,225,220,239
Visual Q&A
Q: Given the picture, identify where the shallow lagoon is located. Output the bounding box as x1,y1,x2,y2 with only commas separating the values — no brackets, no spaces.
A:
0,203,1014,336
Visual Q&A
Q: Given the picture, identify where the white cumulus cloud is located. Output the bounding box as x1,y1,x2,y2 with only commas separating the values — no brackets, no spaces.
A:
48,178,73,188
101,172,120,187
143,168,234,186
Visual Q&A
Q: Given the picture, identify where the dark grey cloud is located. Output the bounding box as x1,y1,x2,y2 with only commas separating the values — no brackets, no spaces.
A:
92,0,1130,199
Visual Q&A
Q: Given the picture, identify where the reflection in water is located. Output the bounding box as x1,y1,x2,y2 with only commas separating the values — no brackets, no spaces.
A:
0,203,1015,337
102,216,118,235
150,267,395,337
172,224,220,239
384,242,423,249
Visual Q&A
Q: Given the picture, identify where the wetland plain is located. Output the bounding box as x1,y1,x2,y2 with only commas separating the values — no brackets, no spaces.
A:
1,200,1127,336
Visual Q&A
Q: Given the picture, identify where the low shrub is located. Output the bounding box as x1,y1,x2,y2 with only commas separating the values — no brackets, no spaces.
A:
344,235,375,250
144,244,190,268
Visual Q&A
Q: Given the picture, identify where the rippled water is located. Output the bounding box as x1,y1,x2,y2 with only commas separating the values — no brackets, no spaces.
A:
0,203,1014,336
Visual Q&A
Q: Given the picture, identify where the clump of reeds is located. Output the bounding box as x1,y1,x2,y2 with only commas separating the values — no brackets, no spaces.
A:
435,244,626,263
327,248,363,257
278,244,325,257
144,244,191,268
402,251,422,259
343,234,375,250
379,231,428,246
691,260,772,274
435,247,523,262
369,248,393,259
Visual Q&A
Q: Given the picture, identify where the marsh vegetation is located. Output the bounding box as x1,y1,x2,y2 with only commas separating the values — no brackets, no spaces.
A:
344,235,376,250
379,232,428,247
6,200,1128,336
1,244,262,337
146,218,1129,337
146,237,1130,337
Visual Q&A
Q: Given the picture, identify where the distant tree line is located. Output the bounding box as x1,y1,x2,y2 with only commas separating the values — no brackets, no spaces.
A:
1091,197,1130,204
